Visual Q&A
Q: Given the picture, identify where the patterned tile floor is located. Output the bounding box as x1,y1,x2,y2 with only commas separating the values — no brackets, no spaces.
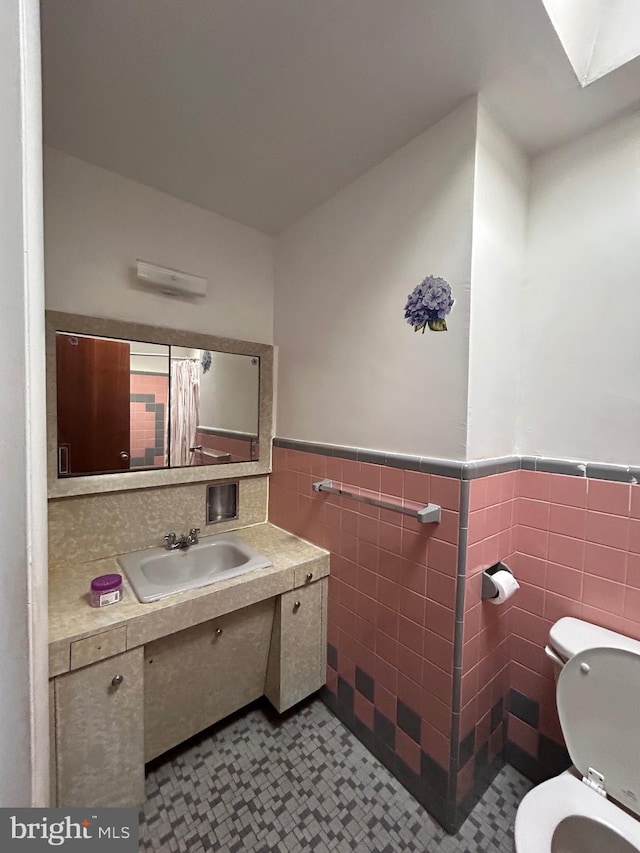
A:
140,698,533,852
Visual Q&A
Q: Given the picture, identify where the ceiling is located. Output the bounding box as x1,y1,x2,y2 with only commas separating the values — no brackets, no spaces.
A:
41,0,640,235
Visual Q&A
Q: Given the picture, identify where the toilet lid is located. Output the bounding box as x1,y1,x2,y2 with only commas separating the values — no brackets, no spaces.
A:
550,616,640,662
557,647,640,818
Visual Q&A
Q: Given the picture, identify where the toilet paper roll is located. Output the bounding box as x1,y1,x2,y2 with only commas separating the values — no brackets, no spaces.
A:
487,569,520,605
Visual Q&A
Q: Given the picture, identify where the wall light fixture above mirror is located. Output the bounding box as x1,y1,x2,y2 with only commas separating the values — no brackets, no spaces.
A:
46,312,273,498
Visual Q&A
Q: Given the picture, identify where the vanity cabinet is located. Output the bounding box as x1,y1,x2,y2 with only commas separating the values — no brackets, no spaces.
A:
144,598,275,761
265,578,328,713
53,647,144,807
49,534,329,808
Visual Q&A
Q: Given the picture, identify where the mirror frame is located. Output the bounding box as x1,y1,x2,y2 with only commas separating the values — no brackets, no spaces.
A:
46,311,273,498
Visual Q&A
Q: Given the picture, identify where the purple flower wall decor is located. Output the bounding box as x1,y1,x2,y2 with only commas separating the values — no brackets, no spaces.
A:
404,275,454,333
201,350,212,373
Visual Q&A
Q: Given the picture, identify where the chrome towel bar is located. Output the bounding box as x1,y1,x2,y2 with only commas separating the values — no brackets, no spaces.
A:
190,445,231,460
312,478,441,524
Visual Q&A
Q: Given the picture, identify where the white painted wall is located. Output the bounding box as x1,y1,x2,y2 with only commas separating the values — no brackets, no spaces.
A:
1,0,49,805
274,99,477,460
466,105,529,460
44,147,275,344
521,109,640,466
130,341,170,375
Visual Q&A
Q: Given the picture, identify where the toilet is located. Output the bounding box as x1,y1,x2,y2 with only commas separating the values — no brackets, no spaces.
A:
514,617,640,853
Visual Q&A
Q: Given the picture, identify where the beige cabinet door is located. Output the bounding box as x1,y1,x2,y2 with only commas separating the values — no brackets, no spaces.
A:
144,598,275,761
265,578,327,713
55,647,144,807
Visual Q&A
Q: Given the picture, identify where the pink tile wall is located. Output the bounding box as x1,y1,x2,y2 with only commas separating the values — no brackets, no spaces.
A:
463,469,640,773
130,373,168,467
507,471,640,758
269,447,461,775
271,453,640,793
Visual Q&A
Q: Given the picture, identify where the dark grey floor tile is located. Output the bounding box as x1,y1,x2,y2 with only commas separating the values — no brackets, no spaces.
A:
139,698,532,852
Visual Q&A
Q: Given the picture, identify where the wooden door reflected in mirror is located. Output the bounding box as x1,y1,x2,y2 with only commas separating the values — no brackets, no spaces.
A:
56,334,133,475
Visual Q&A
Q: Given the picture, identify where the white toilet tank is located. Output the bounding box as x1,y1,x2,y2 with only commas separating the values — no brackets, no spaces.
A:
545,617,640,681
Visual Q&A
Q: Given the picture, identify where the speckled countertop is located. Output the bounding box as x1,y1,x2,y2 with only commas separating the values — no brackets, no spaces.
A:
49,523,329,677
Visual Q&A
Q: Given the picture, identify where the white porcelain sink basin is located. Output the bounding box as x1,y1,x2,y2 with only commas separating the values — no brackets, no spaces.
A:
117,532,273,603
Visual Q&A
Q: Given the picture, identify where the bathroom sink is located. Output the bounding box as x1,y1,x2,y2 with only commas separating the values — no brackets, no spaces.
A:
117,532,273,603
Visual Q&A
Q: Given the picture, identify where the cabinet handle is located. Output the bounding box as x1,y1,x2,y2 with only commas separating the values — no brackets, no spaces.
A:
306,572,313,582
215,627,223,636
293,601,301,611
111,674,124,687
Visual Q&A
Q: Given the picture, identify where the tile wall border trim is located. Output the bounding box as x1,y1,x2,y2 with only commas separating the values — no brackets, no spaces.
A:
448,479,469,808
273,438,640,484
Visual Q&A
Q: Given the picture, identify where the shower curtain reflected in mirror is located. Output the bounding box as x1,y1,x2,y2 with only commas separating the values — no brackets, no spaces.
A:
170,359,200,466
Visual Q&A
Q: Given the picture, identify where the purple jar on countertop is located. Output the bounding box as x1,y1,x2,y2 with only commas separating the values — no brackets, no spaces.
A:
90,573,123,608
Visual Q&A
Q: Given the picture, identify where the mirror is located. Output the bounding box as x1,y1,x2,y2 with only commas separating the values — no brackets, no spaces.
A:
55,333,259,477
47,312,273,497
187,349,259,468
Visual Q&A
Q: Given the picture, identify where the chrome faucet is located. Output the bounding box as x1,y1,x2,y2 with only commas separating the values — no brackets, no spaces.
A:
163,532,184,550
163,528,200,550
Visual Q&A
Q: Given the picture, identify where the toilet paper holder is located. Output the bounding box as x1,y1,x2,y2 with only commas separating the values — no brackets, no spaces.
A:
481,561,516,601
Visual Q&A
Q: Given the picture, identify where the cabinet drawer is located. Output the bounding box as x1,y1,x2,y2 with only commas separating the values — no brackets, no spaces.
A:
294,558,329,589
70,626,127,670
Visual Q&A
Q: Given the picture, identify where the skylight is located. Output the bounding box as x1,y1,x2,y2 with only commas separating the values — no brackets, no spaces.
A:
542,0,640,86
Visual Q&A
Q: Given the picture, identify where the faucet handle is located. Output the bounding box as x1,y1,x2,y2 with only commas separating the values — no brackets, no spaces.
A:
189,527,200,544
164,532,177,549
